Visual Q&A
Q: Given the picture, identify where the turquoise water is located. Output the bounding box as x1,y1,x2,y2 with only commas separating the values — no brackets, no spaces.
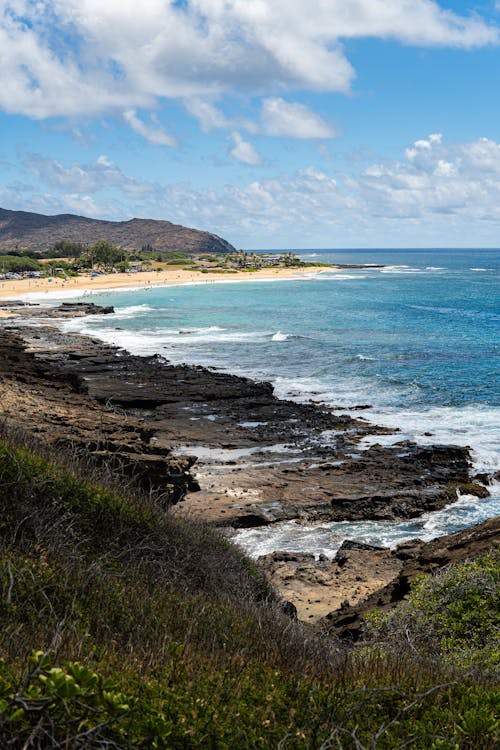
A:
55,249,499,555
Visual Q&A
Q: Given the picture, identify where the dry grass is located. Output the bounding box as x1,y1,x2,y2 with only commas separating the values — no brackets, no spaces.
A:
0,424,498,748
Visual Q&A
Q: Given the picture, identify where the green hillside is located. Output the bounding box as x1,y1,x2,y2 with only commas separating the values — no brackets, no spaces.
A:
0,429,498,748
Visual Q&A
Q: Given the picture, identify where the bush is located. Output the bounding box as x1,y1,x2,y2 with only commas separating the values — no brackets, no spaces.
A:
1,652,499,749
365,549,500,674
0,255,41,272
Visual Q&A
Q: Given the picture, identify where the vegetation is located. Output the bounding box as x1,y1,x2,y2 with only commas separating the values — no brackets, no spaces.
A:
0,242,332,277
0,255,41,273
49,240,87,258
365,550,500,674
0,428,498,748
82,240,127,271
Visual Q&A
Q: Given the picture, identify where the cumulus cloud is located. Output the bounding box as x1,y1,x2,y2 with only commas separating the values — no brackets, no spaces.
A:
229,132,262,165
183,97,257,134
183,99,232,133
0,0,497,121
356,134,500,219
123,110,176,147
156,135,500,243
0,1,148,118
140,166,347,240
261,98,337,139
184,96,335,140
24,153,153,197
12,134,500,243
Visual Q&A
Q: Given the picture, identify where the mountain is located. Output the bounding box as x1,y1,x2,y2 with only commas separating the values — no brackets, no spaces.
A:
0,208,236,254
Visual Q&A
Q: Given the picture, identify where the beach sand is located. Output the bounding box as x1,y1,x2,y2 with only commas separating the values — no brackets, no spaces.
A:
0,265,331,300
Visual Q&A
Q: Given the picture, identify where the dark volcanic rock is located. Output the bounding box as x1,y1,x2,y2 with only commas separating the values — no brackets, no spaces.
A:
1,306,496,632
0,301,115,319
321,516,500,640
0,315,490,528
59,302,115,315
335,540,383,566
0,328,195,502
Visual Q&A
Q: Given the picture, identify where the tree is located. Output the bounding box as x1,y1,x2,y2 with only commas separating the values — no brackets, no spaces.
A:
0,255,41,273
86,240,126,271
50,240,86,258
283,252,299,267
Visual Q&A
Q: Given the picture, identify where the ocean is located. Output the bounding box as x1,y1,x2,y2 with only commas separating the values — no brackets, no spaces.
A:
59,248,499,558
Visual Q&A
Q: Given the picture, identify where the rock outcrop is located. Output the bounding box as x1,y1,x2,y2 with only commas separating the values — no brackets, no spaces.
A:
258,519,500,628
0,306,489,526
320,516,500,639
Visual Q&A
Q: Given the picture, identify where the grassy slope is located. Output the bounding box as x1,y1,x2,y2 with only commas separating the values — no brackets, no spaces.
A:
0,432,498,748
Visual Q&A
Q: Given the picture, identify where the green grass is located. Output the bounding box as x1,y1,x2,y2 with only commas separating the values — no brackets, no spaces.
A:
0,430,498,748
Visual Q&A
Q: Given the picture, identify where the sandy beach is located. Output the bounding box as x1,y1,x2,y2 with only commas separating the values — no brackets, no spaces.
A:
0,264,330,301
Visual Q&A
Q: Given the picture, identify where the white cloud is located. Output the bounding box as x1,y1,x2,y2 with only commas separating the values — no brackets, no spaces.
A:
0,186,119,219
0,2,148,118
406,133,443,159
0,1,497,119
24,153,153,196
185,95,336,141
154,135,500,243
184,96,335,140
183,97,258,135
356,134,500,220
183,99,231,133
123,110,176,147
55,193,104,218
12,134,500,245
229,132,262,165
261,98,337,139
96,155,113,168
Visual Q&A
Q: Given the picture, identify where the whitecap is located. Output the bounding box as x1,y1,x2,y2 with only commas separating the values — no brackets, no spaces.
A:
271,331,289,342
110,304,154,319
359,403,500,477
176,325,226,334
60,318,274,359
234,492,500,560
379,265,423,274
326,273,365,280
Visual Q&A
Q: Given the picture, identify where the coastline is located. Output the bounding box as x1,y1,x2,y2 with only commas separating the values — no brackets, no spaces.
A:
0,309,497,626
0,264,331,301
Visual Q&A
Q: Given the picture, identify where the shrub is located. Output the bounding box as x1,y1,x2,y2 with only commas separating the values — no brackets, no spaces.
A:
365,549,500,674
0,255,41,272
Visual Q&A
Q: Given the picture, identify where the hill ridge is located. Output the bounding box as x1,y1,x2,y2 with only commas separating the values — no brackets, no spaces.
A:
0,207,236,254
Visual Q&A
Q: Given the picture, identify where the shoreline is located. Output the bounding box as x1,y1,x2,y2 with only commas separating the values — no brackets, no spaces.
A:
0,264,331,301
0,312,496,624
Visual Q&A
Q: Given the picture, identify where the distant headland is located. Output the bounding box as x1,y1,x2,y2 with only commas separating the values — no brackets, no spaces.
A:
0,207,236,254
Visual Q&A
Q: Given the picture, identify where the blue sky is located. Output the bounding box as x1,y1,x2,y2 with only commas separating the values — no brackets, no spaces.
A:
1,1,500,249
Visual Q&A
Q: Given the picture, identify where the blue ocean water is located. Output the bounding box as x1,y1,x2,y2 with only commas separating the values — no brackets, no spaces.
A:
57,249,499,556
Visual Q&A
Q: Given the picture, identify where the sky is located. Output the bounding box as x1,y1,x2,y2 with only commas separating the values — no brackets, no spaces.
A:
1,1,500,249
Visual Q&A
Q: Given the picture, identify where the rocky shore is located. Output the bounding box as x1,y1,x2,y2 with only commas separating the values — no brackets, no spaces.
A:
1,300,497,630
259,516,500,630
